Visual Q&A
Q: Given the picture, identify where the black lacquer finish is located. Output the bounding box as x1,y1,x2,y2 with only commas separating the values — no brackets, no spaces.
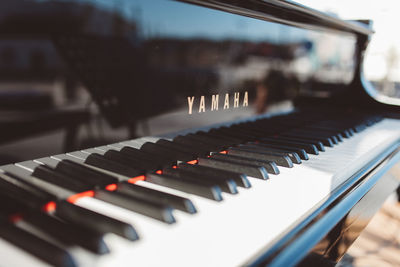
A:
182,0,372,36
0,0,359,134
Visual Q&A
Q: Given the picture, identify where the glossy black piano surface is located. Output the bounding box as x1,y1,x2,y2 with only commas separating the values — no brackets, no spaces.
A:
0,1,399,267
0,0,360,140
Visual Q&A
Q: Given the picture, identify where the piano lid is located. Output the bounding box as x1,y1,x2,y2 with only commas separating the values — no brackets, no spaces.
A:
0,0,371,159
182,0,373,36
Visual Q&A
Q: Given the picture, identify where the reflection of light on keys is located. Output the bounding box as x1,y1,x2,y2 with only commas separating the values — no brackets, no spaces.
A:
42,118,400,267
67,190,95,204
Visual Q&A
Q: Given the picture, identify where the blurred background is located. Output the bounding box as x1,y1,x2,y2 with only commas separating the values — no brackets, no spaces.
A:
300,1,400,266
302,0,400,99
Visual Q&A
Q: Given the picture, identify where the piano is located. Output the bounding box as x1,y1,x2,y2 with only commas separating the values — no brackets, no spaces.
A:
0,0,399,266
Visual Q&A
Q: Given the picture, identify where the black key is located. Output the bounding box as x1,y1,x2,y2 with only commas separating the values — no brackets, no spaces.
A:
227,147,293,168
148,140,202,158
120,146,176,167
173,135,220,151
140,142,195,162
197,131,243,145
239,144,302,164
335,126,354,137
190,132,235,146
0,172,56,202
24,211,109,254
0,188,37,215
211,153,280,174
156,139,210,157
311,124,352,138
319,128,351,138
230,124,270,137
55,159,119,187
274,136,325,152
341,129,353,138
103,150,158,171
55,200,139,241
95,189,175,223
231,127,276,141
117,182,196,214
2,167,72,200
114,150,164,170
328,132,343,142
192,133,229,148
0,173,55,210
85,153,143,177
353,124,367,132
0,219,76,267
315,131,340,143
259,137,319,155
0,187,97,255
283,128,338,142
159,168,230,191
0,194,29,215
335,133,344,142
178,163,251,188
307,128,344,142
302,126,346,140
163,168,238,194
208,128,248,142
216,126,255,139
32,165,92,192
246,142,308,160
281,133,334,147
289,129,339,144
194,131,240,146
241,122,285,134
145,173,223,201
230,126,272,140
198,157,269,180
347,128,356,136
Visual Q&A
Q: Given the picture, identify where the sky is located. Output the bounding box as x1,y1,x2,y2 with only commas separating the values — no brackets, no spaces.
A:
300,0,400,82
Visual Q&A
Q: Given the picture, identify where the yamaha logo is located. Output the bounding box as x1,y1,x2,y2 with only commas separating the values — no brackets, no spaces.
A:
187,91,249,114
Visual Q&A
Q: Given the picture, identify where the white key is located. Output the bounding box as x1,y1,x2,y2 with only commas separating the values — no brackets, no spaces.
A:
2,119,399,267
89,119,400,267
0,239,50,267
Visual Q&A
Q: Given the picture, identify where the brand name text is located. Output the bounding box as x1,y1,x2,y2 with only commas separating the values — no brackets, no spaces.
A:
187,91,248,115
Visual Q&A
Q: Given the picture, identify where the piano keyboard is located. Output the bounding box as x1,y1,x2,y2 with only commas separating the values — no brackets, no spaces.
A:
1,111,400,267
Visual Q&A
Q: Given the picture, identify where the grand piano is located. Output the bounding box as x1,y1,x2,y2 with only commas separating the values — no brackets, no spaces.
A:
0,0,399,266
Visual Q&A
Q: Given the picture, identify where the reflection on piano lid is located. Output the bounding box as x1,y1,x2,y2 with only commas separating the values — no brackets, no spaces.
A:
0,0,362,128
0,0,399,267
